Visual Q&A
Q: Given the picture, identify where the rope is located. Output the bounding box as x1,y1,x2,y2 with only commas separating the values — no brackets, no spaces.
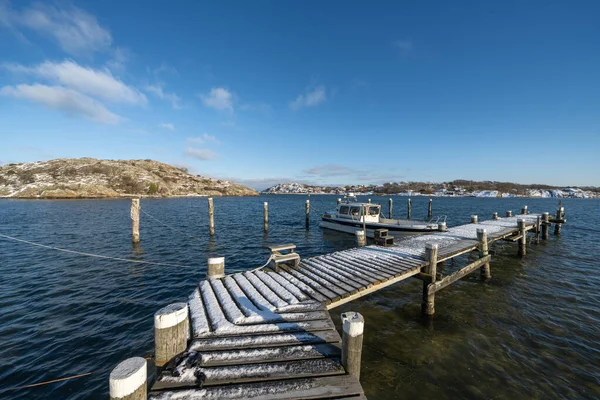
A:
140,209,204,241
0,233,193,268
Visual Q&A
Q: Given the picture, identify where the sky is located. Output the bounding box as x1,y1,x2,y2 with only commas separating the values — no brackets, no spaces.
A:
0,1,599,189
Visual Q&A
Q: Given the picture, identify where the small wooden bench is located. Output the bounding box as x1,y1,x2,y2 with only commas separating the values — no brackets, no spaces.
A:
267,243,297,254
267,243,300,271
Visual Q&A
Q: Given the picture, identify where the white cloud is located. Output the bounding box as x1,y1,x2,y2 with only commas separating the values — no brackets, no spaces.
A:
200,87,233,112
187,133,219,145
289,86,327,110
158,123,175,131
303,164,354,177
0,84,121,124
185,147,217,160
394,39,413,52
5,3,112,56
145,84,181,109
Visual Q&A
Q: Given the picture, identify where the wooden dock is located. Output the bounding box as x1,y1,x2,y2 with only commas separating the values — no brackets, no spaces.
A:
110,208,566,400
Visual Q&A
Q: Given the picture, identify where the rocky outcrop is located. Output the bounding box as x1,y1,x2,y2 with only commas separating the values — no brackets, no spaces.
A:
0,158,258,198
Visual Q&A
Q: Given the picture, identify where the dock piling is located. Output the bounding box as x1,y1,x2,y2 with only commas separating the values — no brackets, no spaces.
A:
263,202,268,233
518,219,527,256
554,207,564,235
109,357,147,400
492,212,499,220
337,198,342,206
521,205,528,215
131,198,140,244
368,198,371,204
422,243,438,316
438,221,447,231
542,212,550,240
341,312,364,379
154,303,189,367
535,216,541,243
506,210,513,217
471,215,478,224
355,230,366,247
388,198,393,219
428,199,433,220
208,198,215,236
305,200,310,229
407,198,411,219
208,257,225,278
476,228,491,280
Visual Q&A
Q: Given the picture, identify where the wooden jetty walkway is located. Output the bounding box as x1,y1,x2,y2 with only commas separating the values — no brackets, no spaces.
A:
109,207,566,400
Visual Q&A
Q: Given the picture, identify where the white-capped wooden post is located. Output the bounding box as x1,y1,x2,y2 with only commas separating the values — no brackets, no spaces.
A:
208,197,215,236
355,230,366,247
438,221,447,231
422,243,438,316
388,198,393,219
476,228,491,280
428,199,433,220
518,219,527,256
305,199,310,229
407,198,411,219
471,215,478,224
208,257,225,278
554,207,564,235
109,357,147,400
337,198,342,206
341,311,364,378
542,212,550,240
535,215,541,243
521,205,528,215
506,210,513,217
131,199,140,244
368,198,371,204
263,202,268,233
154,303,189,367
492,212,499,220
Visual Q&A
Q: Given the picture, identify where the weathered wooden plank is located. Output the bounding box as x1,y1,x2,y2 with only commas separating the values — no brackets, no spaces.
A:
198,343,342,367
325,255,392,281
189,330,341,352
268,269,332,304
279,264,346,299
302,260,368,292
232,274,276,312
251,270,301,304
333,253,405,278
244,271,291,307
153,357,345,389
257,270,310,301
428,255,492,295
304,259,374,289
149,374,364,400
317,257,383,285
293,262,360,295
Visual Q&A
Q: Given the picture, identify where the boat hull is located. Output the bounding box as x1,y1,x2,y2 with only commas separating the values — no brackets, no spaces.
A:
320,216,438,238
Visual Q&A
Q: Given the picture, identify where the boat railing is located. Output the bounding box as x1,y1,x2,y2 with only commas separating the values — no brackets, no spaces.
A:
427,215,447,226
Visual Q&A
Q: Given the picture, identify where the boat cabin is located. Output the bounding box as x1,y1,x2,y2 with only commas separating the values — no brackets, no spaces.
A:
337,203,381,223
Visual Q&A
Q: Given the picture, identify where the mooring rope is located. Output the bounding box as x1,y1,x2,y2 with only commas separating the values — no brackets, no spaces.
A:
0,233,193,268
140,209,204,241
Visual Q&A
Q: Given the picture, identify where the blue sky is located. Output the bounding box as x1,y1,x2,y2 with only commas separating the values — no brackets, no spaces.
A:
1,1,599,189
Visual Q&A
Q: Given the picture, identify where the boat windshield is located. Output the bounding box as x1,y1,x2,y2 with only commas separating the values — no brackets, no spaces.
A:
339,205,350,215
349,206,361,216
368,206,380,216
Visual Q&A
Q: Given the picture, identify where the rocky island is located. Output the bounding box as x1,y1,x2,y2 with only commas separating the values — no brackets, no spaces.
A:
0,158,258,198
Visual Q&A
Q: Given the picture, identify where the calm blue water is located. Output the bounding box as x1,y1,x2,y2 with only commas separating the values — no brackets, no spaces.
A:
0,196,598,399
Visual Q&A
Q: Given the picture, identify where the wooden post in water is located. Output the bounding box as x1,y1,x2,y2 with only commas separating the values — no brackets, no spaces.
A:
422,243,438,316
518,219,527,256
305,199,310,229
368,198,371,204
521,205,528,215
109,357,147,400
428,199,433,220
355,230,366,247
207,257,225,278
471,215,478,224
541,212,550,240
492,212,499,220
341,312,364,378
535,216,541,243
476,228,491,280
407,198,412,219
337,198,342,206
554,207,564,235
506,210,513,217
263,202,268,233
131,198,140,244
154,303,189,367
388,198,393,219
208,198,215,236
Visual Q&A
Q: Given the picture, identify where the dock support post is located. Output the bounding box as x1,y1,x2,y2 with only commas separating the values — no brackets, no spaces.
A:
476,228,491,280
542,212,550,240
208,257,225,278
337,198,342,206
368,198,371,204
521,205,528,215
554,207,564,235
263,202,268,233
535,216,541,243
388,198,393,219
518,219,527,256
341,312,364,379
355,230,366,247
154,303,189,367
471,215,478,224
438,221,447,231
109,357,147,400
305,199,310,229
492,212,499,220
428,199,433,220
422,243,438,316
208,198,215,236
506,210,513,217
131,198,140,244
407,198,411,219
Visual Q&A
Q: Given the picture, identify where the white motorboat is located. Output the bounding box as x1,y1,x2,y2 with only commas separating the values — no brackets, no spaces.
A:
319,196,446,238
